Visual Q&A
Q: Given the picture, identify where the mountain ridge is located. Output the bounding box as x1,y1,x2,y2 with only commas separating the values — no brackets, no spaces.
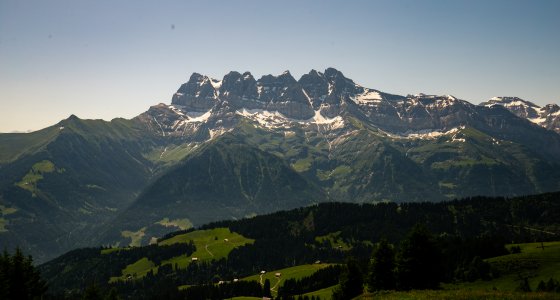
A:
160,68,560,136
2,67,560,262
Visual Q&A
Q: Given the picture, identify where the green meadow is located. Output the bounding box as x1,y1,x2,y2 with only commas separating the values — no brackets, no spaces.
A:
109,228,253,283
242,263,332,296
446,241,560,291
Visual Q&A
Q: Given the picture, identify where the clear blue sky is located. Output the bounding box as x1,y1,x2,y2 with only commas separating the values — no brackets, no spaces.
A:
1,0,559,132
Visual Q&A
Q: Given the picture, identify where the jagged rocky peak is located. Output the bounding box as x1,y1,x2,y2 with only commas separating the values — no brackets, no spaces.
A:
299,69,326,84
481,96,541,119
323,68,360,94
323,67,346,81
543,103,560,115
219,71,257,99
176,69,313,120
405,94,465,107
257,71,302,101
299,69,328,108
251,70,314,119
482,96,540,108
171,68,363,112
479,96,560,133
259,70,297,85
171,72,218,110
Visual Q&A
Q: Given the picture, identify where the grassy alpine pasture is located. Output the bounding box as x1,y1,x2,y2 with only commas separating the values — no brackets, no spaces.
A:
315,231,352,251
109,257,156,283
159,227,254,269
242,263,332,296
15,160,57,194
0,204,17,232
446,241,560,291
301,284,338,298
0,218,7,232
120,227,147,247
109,228,253,283
155,217,193,231
100,247,128,255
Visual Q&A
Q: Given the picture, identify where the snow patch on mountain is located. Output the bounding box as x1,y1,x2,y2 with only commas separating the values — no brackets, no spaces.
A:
184,110,212,123
310,109,344,128
384,126,466,140
481,97,560,133
529,117,547,124
168,105,213,123
236,109,292,129
351,89,382,105
235,108,344,130
210,128,230,139
210,79,222,90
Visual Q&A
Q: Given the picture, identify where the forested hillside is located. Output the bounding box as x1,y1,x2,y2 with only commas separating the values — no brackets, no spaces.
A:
37,192,560,299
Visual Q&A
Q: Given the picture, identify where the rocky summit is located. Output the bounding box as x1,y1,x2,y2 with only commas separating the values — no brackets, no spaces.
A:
481,96,560,133
139,68,560,158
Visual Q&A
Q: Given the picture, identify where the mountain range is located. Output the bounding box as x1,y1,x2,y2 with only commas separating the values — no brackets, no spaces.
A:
1,68,560,262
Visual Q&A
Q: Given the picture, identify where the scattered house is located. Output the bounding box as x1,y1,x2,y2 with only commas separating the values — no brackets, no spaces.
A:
224,238,229,242
233,278,239,282
191,257,198,261
314,260,321,264
218,281,225,285
260,270,266,274
275,272,281,277
125,274,132,280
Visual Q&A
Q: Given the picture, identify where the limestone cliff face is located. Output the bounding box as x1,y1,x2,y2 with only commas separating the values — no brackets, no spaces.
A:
172,73,218,111
167,68,560,139
171,70,315,120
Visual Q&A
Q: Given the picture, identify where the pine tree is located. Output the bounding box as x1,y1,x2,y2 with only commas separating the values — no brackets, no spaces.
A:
9,248,26,299
333,258,363,299
396,224,443,290
546,278,558,292
263,279,272,298
516,277,531,292
368,239,396,291
0,250,9,300
536,280,547,292
0,248,47,300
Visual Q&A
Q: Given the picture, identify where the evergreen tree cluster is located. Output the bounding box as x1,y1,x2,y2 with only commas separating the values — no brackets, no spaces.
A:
331,225,444,299
536,278,560,293
333,258,364,300
340,224,504,297
41,242,195,292
0,248,47,300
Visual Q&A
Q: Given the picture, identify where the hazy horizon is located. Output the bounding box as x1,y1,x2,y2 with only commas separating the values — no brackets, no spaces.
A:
1,0,559,133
